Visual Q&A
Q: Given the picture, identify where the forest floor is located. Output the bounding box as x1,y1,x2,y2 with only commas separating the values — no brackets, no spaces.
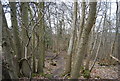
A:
44,50,118,79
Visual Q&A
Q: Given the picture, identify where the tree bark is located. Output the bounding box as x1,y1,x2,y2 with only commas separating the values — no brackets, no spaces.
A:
21,2,29,58
64,0,77,74
71,1,97,79
2,7,18,79
10,2,23,76
37,2,45,74
116,1,120,79
85,13,104,70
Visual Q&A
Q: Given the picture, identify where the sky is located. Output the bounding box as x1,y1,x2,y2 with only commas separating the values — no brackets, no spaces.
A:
2,1,118,28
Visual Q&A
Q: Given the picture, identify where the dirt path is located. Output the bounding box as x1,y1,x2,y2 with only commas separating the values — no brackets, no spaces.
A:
45,51,66,78
45,50,118,79
52,53,65,78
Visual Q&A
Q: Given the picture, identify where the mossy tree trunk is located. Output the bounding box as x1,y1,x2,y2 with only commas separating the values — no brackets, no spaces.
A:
10,2,23,76
20,2,32,77
2,6,18,79
37,2,45,74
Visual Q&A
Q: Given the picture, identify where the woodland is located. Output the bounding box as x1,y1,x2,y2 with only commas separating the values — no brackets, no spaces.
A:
1,0,120,80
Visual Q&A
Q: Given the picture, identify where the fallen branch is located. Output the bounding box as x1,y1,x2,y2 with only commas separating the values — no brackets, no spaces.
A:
50,54,58,60
110,54,120,63
63,73,70,79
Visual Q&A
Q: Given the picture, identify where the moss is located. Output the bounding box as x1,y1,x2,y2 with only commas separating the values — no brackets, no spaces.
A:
32,73,46,77
80,66,85,74
40,73,46,76
82,70,91,78
53,50,57,53
95,75,101,79
45,74,53,79
32,73,37,77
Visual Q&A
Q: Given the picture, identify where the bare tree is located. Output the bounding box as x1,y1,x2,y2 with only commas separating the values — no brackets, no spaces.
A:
64,0,77,75
71,1,97,79
37,2,45,74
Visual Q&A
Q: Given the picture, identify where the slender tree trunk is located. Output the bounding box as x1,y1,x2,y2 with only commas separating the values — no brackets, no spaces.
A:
73,1,86,67
85,28,95,70
71,1,97,79
21,2,29,58
116,1,120,79
20,2,32,77
75,0,86,54
64,0,77,74
37,2,45,74
0,2,1,44
71,0,86,73
85,14,104,70
110,1,119,57
32,27,36,73
90,30,103,72
88,4,106,72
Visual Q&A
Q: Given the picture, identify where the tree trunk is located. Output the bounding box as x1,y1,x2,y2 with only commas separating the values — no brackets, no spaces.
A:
64,0,77,74
90,30,103,72
37,2,45,74
10,2,23,76
73,1,86,67
75,0,86,55
2,7,18,79
21,2,29,58
116,1,120,79
85,13,104,70
71,1,97,79
85,28,95,70
0,2,2,80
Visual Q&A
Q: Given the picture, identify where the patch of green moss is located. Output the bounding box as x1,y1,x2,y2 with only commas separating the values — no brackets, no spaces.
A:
53,50,57,53
95,75,101,79
80,66,84,70
32,73,38,77
40,73,46,76
82,70,91,78
45,74,53,79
